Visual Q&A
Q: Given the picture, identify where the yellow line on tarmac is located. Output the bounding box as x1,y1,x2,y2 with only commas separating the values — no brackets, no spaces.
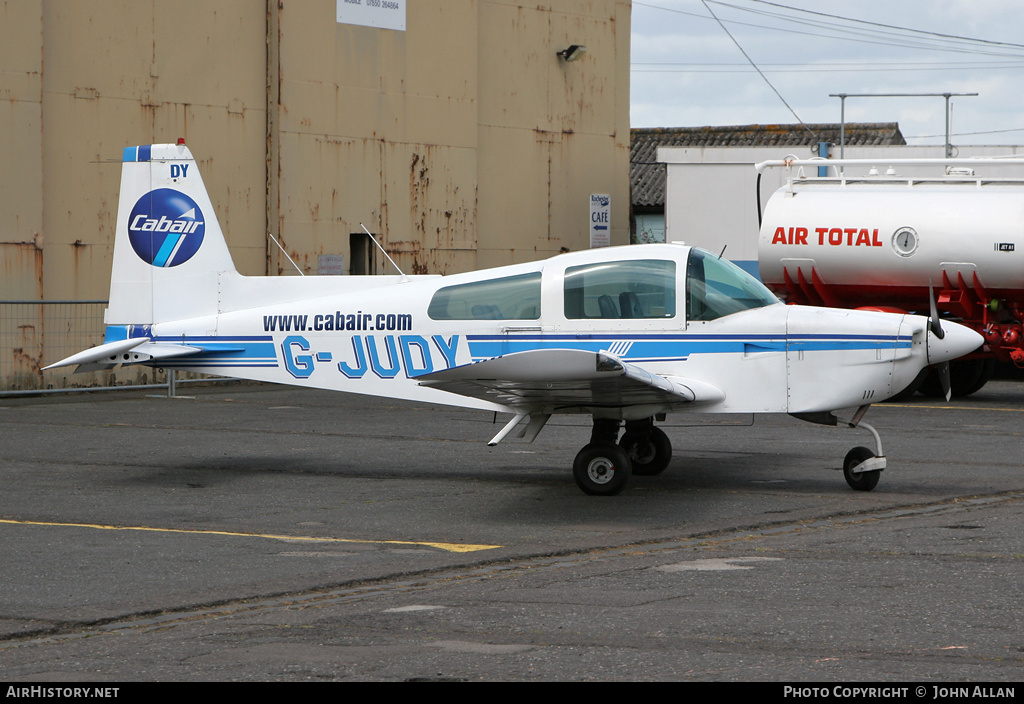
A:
0,518,501,553
881,402,1024,413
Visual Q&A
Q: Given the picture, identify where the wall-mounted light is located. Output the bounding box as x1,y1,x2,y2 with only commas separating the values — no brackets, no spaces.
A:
556,45,587,62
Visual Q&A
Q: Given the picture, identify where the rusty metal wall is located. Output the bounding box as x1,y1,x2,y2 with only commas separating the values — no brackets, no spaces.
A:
271,0,631,275
1,1,268,389
37,0,269,286
1,1,44,303
0,300,139,391
475,1,631,268
270,2,484,276
0,0,630,390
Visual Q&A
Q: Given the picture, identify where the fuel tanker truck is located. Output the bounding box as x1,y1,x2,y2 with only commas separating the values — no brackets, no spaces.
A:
756,157,1024,397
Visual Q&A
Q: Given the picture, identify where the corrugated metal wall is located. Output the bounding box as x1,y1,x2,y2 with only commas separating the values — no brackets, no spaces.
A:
0,0,630,390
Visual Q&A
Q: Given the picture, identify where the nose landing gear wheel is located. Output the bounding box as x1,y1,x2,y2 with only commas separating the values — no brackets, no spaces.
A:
843,446,881,492
573,443,632,496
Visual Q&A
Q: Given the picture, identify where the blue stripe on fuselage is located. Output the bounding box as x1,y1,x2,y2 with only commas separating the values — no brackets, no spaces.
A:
150,335,277,366
100,329,279,368
466,333,909,362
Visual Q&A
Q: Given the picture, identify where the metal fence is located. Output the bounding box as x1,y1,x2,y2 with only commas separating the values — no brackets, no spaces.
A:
0,300,169,394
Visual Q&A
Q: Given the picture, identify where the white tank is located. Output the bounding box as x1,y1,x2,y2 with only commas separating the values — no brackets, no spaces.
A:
757,171,1024,391
759,179,1024,300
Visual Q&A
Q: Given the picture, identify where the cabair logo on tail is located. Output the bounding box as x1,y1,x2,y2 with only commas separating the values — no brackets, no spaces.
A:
128,188,205,267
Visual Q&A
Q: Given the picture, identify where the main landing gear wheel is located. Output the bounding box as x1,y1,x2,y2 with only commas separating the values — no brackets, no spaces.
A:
843,446,881,492
618,426,672,476
573,443,631,496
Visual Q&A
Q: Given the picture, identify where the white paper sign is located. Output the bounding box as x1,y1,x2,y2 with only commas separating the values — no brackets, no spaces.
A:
590,194,611,248
318,254,345,276
337,0,406,31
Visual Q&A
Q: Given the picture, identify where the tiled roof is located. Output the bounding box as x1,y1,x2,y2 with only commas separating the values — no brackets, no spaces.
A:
631,123,906,207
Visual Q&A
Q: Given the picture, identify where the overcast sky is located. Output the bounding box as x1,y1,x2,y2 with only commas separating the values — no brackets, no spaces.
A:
630,0,1024,148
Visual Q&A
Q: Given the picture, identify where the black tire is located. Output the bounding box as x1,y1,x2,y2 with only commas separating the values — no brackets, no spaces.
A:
573,443,632,496
918,366,946,398
843,446,881,492
618,426,672,476
963,358,996,396
919,360,989,398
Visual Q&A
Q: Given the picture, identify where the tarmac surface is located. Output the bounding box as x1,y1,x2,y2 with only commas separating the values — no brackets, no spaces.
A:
0,380,1022,681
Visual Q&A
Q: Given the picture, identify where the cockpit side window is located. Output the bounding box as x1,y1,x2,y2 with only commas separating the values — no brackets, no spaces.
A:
427,272,541,320
685,248,780,321
564,260,675,319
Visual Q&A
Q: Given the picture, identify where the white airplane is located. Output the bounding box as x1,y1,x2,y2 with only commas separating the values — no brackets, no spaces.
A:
46,142,982,495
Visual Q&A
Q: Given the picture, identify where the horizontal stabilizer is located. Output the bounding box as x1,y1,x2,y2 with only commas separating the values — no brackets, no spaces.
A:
418,349,724,411
44,339,207,373
42,338,147,371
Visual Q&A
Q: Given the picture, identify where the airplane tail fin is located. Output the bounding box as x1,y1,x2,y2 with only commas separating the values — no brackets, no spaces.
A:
106,141,238,329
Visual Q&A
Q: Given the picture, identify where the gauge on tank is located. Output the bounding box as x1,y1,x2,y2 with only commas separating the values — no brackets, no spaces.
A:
892,227,918,257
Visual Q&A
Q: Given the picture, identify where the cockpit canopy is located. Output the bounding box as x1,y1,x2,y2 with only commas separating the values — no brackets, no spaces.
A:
426,247,780,323
564,259,675,319
427,272,541,320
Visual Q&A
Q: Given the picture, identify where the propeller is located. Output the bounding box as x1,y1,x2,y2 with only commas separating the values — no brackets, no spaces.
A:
928,278,944,340
928,279,951,401
934,361,952,402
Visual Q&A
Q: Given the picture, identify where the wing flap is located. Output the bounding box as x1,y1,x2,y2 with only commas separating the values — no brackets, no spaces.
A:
418,349,724,411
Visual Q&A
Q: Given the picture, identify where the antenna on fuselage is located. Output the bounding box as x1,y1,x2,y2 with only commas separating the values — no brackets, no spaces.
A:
360,223,406,278
268,233,305,276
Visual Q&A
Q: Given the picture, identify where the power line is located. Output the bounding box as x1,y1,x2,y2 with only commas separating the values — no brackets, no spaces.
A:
708,0,1024,56
699,0,817,142
909,126,1024,140
635,1,1024,59
633,60,1024,67
738,0,1024,51
631,2,1021,144
630,62,1024,74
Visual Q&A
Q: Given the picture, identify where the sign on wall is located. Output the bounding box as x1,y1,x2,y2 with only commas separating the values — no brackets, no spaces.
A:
318,254,345,276
590,194,611,248
337,0,406,31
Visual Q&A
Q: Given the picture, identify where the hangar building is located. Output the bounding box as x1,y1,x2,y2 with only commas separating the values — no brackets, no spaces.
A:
0,1,631,390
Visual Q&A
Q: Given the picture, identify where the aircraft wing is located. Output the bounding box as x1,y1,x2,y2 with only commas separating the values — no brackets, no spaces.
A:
417,348,725,412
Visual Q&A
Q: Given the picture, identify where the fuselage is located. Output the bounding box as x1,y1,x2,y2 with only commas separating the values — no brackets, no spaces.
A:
113,243,980,416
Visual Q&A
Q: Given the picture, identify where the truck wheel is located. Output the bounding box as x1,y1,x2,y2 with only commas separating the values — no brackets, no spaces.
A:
920,360,989,398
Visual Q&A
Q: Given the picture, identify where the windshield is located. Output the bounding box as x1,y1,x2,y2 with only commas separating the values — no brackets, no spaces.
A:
686,248,780,321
